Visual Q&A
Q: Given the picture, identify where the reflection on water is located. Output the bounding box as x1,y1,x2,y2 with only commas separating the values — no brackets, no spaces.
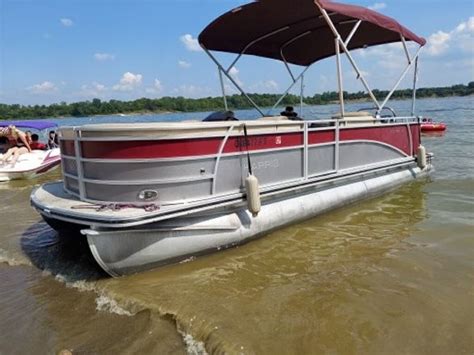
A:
0,97,473,354
421,131,446,138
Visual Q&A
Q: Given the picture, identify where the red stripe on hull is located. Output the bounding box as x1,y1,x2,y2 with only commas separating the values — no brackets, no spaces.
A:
80,132,304,159
64,124,419,159
340,125,416,155
308,130,335,144
61,140,75,156
82,137,222,159
35,160,61,175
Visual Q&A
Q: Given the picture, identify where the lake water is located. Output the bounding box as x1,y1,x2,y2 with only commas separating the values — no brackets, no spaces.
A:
0,96,473,354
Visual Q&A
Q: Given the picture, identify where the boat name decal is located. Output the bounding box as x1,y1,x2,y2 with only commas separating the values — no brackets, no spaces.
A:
234,136,268,149
244,158,280,170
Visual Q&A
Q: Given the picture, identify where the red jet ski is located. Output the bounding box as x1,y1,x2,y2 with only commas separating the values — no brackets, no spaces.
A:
421,118,446,132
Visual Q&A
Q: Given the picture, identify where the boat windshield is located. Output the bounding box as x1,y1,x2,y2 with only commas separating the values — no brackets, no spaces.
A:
0,120,57,131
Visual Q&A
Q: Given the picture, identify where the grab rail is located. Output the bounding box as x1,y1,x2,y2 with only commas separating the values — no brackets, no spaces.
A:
61,117,419,200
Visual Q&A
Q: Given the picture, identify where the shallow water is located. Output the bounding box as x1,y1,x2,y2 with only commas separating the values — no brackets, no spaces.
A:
0,96,473,354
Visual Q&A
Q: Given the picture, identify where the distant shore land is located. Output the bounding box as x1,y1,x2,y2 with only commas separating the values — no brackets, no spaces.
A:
1,83,472,120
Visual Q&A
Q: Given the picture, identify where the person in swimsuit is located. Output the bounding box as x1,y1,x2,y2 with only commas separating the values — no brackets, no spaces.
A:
0,125,32,166
30,133,47,150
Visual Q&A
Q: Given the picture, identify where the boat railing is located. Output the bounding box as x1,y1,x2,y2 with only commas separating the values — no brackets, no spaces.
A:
357,106,397,118
59,116,419,204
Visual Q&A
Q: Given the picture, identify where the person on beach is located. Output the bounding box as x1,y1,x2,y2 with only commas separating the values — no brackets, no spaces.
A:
0,125,32,166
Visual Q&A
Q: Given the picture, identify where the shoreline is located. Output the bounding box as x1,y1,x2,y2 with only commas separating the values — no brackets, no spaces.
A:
0,93,471,121
49,95,472,120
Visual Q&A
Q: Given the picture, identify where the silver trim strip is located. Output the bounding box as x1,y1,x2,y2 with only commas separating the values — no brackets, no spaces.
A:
33,159,417,228
80,174,214,186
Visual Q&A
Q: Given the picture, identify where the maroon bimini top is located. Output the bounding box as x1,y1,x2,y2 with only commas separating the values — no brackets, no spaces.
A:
199,0,426,66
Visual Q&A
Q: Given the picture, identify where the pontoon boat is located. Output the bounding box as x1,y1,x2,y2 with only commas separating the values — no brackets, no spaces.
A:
31,0,432,276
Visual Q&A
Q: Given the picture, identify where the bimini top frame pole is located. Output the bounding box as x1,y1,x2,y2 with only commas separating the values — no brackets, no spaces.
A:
199,0,426,118
316,3,424,117
201,28,315,117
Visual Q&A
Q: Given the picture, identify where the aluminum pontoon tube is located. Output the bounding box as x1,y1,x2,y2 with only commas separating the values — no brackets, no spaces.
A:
84,165,429,277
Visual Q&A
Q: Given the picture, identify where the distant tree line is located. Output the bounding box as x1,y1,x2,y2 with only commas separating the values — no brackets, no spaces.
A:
1,82,473,120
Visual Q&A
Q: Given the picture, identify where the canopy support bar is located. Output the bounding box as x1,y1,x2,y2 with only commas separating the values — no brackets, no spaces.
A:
335,38,345,116
300,74,305,116
203,47,265,116
225,26,290,74
218,68,228,111
203,24,314,117
269,64,312,114
411,57,419,116
344,20,362,47
401,35,412,64
336,38,381,110
281,30,312,82
317,6,381,111
201,1,425,118
378,46,422,115
283,58,296,82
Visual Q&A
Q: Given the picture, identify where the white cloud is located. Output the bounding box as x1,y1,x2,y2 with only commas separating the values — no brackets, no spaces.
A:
94,53,115,61
452,17,474,53
60,18,74,27
145,79,164,94
264,80,278,90
180,34,202,52
178,60,191,69
153,79,163,92
358,42,407,58
229,67,239,76
426,31,451,56
356,42,416,71
112,72,143,91
316,74,330,92
426,17,474,56
248,80,279,93
347,69,370,78
28,81,57,93
368,3,386,11
228,66,243,87
80,82,107,97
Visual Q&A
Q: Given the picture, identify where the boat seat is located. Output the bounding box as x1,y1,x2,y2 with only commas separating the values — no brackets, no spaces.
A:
202,111,238,121
332,111,373,119
332,111,376,126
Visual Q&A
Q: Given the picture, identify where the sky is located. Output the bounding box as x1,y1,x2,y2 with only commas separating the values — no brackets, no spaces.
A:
0,0,473,105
